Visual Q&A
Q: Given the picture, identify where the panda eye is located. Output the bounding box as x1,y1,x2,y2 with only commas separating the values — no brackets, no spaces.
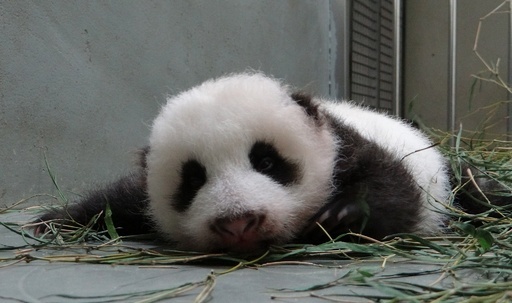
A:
249,141,300,186
172,159,207,212
257,157,275,172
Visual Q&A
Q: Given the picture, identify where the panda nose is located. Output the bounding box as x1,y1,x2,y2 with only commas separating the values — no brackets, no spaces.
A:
211,213,265,239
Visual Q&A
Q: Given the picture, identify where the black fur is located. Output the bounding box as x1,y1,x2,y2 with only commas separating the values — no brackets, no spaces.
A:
298,114,424,243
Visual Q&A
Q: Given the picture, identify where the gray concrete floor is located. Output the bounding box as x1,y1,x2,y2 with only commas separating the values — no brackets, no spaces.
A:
0,211,480,302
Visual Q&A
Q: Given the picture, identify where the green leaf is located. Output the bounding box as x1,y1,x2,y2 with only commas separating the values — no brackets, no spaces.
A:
104,202,120,240
453,222,476,236
475,228,494,251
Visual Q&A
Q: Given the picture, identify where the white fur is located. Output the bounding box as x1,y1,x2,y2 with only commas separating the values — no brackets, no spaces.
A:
146,73,451,251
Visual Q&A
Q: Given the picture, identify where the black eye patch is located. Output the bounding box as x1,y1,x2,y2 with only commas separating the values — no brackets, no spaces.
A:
172,159,207,212
249,141,300,186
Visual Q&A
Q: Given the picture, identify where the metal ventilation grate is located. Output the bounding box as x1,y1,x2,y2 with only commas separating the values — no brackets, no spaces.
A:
350,0,395,112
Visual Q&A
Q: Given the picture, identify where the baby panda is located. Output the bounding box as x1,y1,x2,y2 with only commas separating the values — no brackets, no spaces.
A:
36,73,451,253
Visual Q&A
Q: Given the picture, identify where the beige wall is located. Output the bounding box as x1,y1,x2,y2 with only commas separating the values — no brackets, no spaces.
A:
404,0,510,137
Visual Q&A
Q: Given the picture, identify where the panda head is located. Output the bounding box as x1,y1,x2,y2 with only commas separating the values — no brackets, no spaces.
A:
146,73,338,252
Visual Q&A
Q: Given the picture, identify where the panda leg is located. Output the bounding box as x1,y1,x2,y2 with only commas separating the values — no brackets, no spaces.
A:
34,173,152,236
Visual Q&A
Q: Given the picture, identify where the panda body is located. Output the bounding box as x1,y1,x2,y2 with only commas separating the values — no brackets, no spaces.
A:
322,101,450,231
37,73,451,253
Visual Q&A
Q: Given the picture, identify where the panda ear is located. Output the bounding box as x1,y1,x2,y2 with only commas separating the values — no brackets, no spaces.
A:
290,92,324,126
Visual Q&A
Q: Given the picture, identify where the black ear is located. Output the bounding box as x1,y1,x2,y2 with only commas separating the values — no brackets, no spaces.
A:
290,92,324,126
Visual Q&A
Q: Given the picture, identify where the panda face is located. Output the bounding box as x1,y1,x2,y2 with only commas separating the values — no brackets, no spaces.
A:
166,140,303,252
146,74,338,252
